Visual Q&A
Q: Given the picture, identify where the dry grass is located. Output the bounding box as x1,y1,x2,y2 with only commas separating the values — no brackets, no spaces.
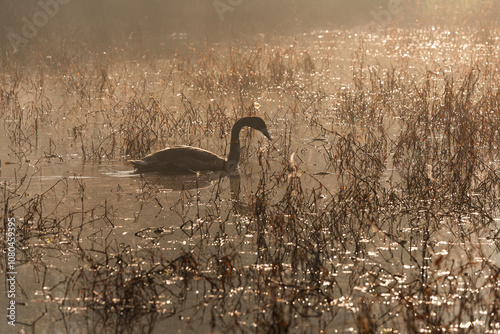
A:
1,19,500,334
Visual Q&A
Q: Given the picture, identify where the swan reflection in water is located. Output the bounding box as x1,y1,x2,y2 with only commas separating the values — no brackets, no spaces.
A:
137,170,239,193
137,170,250,215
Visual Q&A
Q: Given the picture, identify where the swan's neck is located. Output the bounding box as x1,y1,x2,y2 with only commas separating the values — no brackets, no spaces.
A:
226,121,244,167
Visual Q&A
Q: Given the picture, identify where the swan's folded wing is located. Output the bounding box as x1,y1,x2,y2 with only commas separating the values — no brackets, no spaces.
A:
131,146,226,173
171,146,226,171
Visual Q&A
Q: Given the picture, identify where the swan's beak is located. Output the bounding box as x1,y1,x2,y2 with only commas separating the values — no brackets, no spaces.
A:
262,129,272,140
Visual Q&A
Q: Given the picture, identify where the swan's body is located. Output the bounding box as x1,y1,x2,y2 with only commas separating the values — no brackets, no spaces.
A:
130,146,229,173
130,117,271,174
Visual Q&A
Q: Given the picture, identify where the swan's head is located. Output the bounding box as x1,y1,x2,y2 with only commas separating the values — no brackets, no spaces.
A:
240,116,272,141
260,126,272,141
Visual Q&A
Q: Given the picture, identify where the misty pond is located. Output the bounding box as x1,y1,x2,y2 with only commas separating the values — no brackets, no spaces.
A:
2,5,500,334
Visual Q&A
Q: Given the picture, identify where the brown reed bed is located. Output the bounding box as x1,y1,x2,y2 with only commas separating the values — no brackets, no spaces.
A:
1,25,500,333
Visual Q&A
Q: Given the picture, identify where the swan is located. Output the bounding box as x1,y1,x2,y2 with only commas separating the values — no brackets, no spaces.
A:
130,116,271,174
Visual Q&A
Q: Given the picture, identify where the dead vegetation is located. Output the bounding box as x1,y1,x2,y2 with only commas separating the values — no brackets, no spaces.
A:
1,23,500,334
